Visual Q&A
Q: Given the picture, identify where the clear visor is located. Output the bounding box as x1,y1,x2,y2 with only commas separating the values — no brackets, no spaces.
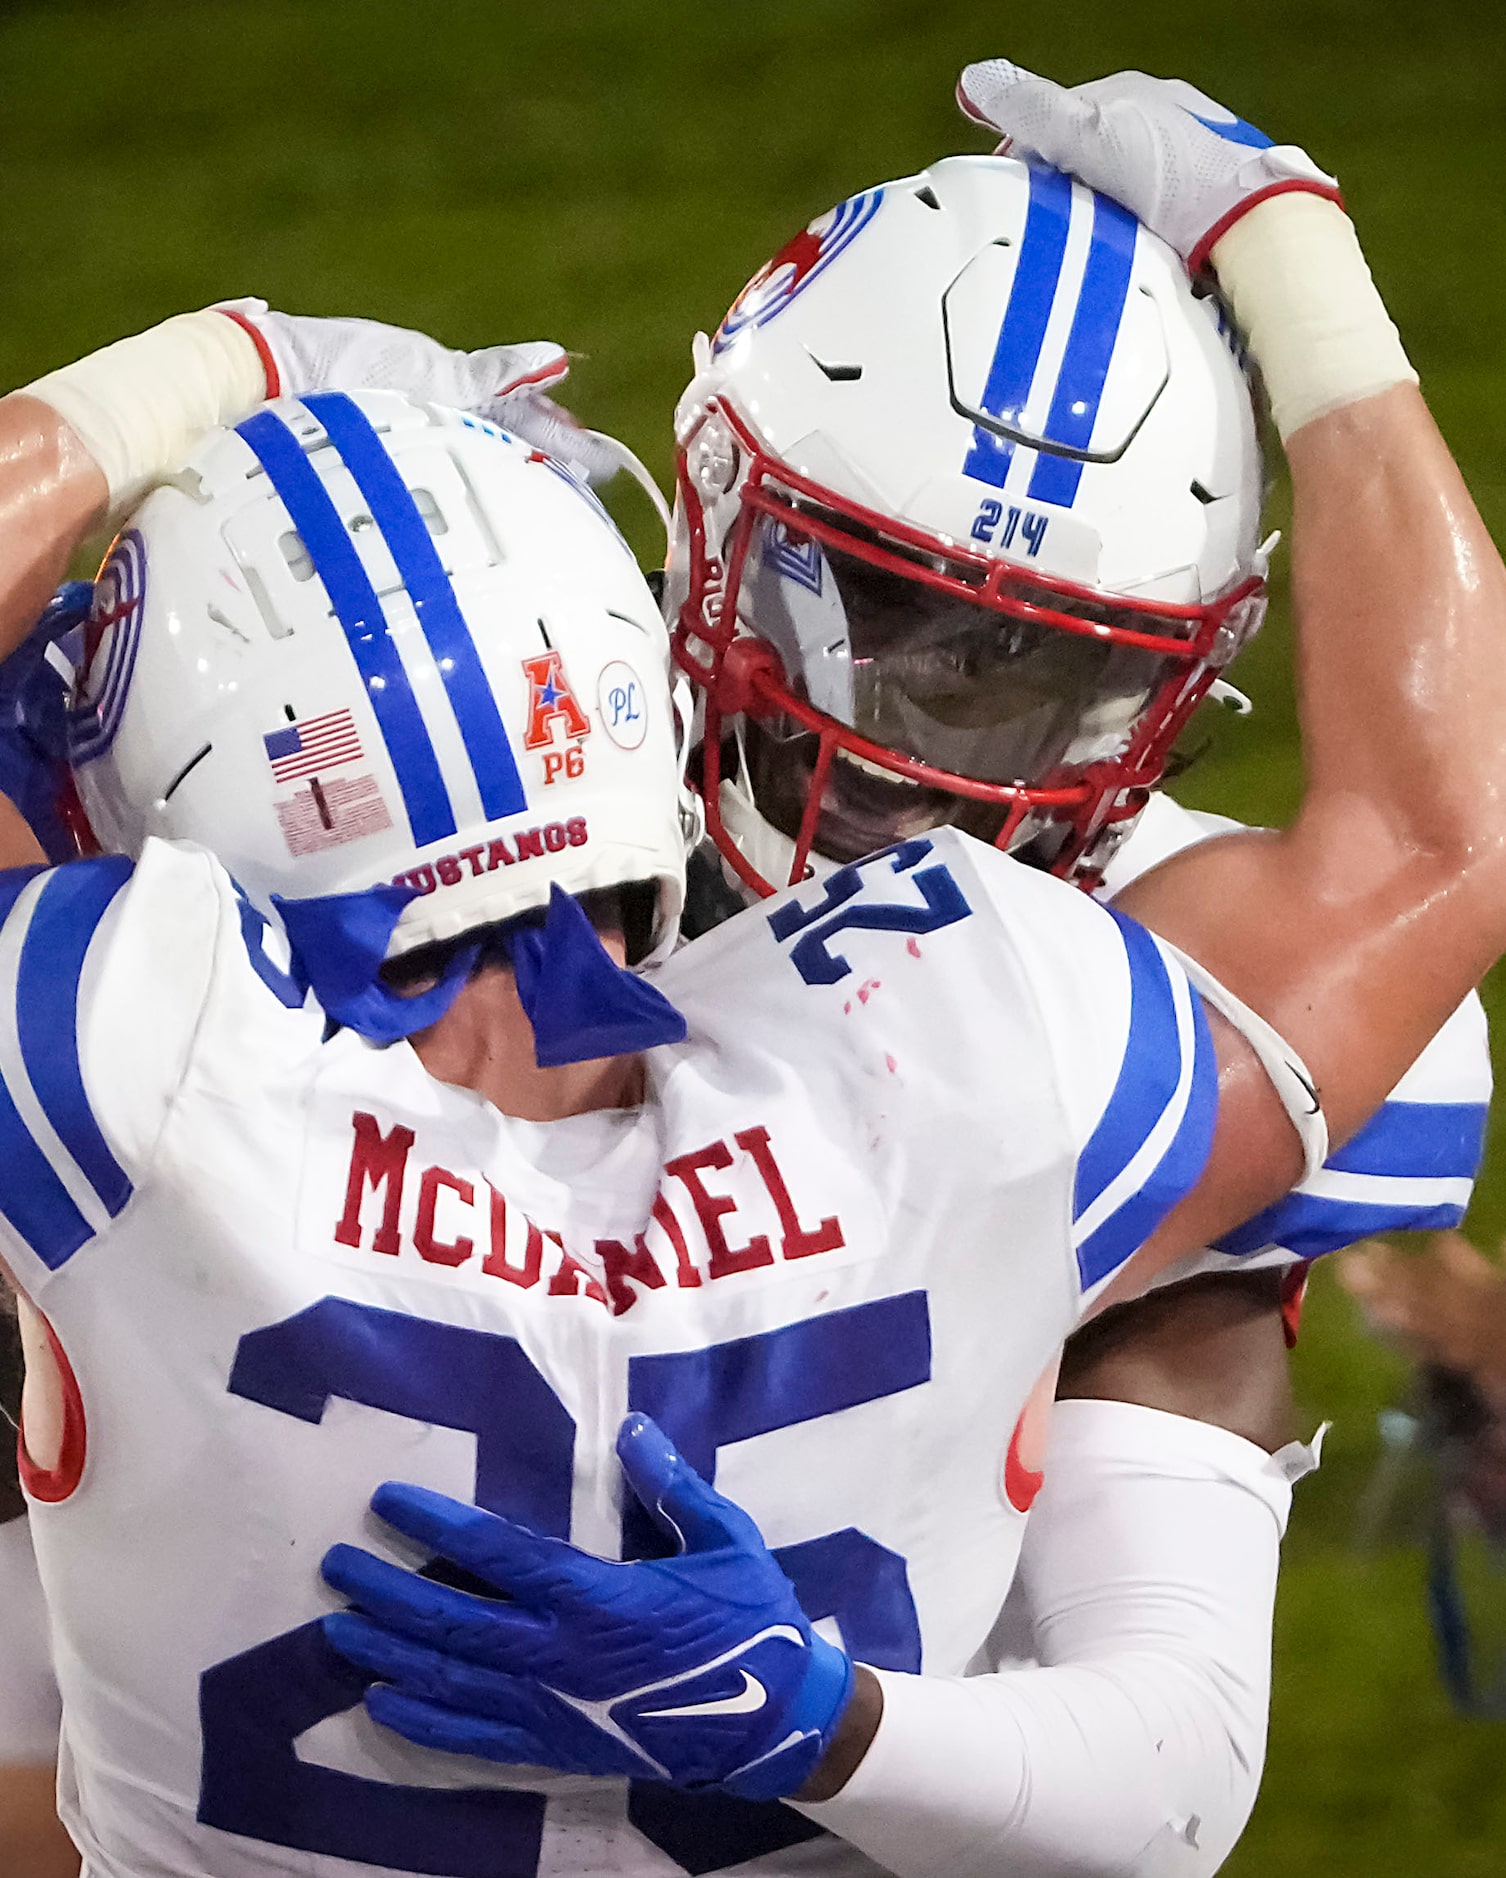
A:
829,539,1186,784
743,514,1196,792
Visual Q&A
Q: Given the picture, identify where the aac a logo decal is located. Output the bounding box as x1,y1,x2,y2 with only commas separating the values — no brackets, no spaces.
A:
521,650,591,751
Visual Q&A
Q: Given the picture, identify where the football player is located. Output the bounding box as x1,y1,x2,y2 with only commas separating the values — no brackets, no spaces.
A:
1,68,1504,1878
652,73,1490,1863
302,67,1506,1878
663,44,1489,1763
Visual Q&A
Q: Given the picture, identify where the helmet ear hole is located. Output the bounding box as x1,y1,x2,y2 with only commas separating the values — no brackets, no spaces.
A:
619,880,658,967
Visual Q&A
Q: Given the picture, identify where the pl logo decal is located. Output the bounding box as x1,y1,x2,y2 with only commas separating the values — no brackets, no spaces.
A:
67,529,147,765
713,189,886,356
598,659,647,750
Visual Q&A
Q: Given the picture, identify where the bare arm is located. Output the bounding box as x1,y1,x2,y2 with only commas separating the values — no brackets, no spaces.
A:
0,397,107,658
0,398,107,874
1122,384,1506,1273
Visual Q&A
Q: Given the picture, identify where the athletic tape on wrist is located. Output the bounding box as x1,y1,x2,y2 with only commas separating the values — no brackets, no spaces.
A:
1211,194,1417,442
23,310,268,522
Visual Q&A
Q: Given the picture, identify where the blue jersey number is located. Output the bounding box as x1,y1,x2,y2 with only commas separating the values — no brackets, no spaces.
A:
199,1293,928,1877
767,838,972,986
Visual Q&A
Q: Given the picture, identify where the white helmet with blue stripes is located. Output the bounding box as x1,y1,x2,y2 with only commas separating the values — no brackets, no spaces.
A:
69,389,691,960
669,153,1268,898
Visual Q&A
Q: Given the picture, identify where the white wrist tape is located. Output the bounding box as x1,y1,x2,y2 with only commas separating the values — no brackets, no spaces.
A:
22,310,267,522
1211,194,1417,442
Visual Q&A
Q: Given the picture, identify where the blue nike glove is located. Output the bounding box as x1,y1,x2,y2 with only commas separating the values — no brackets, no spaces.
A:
320,1412,856,1800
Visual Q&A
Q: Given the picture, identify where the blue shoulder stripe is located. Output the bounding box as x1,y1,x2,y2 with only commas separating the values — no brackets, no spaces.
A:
302,393,528,824
0,859,134,1270
1074,910,1181,1216
1215,1191,1467,1263
19,859,134,1219
1073,909,1218,1290
0,865,47,921
1325,1100,1487,1182
236,409,457,848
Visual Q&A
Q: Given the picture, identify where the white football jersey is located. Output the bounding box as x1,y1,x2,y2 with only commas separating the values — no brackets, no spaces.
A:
1102,794,1491,1286
3,826,1213,1878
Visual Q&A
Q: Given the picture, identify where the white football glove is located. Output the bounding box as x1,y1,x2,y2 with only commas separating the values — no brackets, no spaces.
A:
217,300,570,412
222,303,663,518
956,62,1341,272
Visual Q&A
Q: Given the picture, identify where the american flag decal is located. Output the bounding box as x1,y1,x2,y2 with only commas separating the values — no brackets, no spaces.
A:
263,709,363,783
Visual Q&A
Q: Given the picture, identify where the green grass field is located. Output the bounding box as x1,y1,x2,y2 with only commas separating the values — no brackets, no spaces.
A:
4,0,1505,1867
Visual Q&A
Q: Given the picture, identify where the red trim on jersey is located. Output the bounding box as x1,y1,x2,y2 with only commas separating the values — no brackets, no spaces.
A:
218,307,282,400
1280,1259,1313,1351
1188,180,1347,276
1004,1413,1045,1514
18,1314,87,1503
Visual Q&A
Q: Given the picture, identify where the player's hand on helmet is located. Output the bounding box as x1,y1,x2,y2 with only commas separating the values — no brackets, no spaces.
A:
217,299,572,416
218,302,632,488
956,62,1341,272
320,1412,855,1799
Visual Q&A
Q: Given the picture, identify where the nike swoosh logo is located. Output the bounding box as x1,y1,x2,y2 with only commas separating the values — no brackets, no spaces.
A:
1287,1061,1321,1115
640,1669,768,1720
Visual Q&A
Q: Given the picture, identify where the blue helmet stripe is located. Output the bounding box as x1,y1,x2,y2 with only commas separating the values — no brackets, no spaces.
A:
236,409,457,848
1027,192,1139,508
961,165,1073,489
303,393,528,823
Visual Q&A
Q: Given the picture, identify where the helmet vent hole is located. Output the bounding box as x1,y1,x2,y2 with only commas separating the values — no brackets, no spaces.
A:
1190,480,1218,505
537,617,554,650
811,357,864,383
913,185,942,210
279,531,314,582
411,487,449,536
161,742,213,803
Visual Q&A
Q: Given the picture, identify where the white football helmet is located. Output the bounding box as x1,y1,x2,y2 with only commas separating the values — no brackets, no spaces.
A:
69,390,692,960
669,154,1268,895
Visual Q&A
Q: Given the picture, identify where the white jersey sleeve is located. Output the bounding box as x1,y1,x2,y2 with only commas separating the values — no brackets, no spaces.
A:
1102,793,1491,1274
736,828,1221,1306
969,845,1219,1298
0,1516,61,1762
0,839,308,1299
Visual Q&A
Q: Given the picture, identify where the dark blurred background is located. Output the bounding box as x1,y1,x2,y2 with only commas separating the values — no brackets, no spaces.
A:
3,0,1504,1868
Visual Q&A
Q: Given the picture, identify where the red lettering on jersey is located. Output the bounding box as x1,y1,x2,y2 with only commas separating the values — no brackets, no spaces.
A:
544,821,567,853
334,1112,414,1256
566,816,588,847
546,1234,610,1306
481,1188,542,1288
651,1192,700,1289
414,1166,475,1267
515,828,544,861
735,1125,844,1261
486,838,515,870
436,855,464,887
521,650,591,751
665,1139,774,1279
458,845,486,877
595,1231,668,1317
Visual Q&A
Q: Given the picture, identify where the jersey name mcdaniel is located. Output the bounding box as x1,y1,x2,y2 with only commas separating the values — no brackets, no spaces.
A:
332,1110,846,1315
